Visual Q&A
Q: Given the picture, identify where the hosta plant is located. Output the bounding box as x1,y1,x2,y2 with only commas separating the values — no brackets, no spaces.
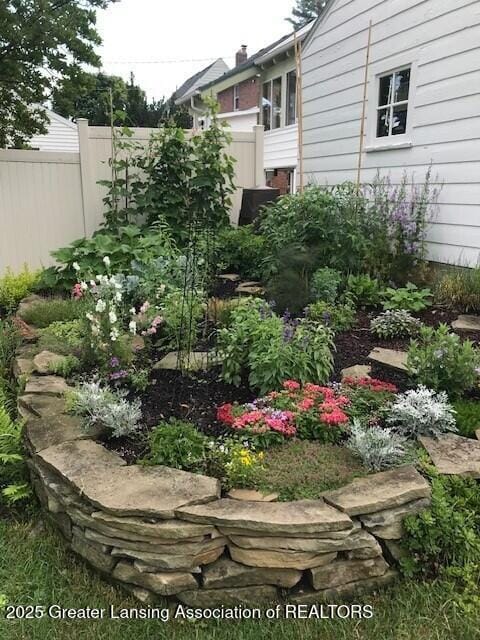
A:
407,324,479,398
382,283,432,312
346,419,409,471
371,309,422,340
387,386,457,438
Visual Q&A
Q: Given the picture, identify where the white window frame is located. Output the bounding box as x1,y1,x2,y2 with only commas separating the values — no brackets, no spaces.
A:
262,76,283,131
366,57,418,152
233,84,240,111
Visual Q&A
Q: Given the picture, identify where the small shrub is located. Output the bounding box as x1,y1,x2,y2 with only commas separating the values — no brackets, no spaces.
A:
216,225,267,281
452,400,480,438
345,274,383,307
382,283,432,312
435,266,480,313
387,386,457,438
310,267,343,303
342,377,398,423
128,368,150,393
20,298,84,328
69,382,141,438
401,470,480,578
307,300,356,333
47,355,81,378
407,324,479,398
0,265,40,312
38,320,84,356
142,419,207,471
0,320,20,411
346,419,409,471
371,309,422,340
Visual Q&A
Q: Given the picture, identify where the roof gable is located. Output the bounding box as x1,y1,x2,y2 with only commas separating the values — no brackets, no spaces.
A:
174,58,229,104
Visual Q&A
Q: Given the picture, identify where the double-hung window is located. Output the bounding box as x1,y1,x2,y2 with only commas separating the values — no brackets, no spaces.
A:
262,77,282,131
286,70,297,126
233,84,240,111
376,67,411,138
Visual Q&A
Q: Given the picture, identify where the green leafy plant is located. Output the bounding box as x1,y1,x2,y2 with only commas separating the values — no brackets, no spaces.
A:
161,288,206,356
407,324,479,398
20,298,84,328
310,267,343,304
218,299,335,394
128,368,150,393
371,309,422,340
47,355,81,378
382,283,432,312
224,446,265,490
215,225,267,281
452,400,480,438
142,419,207,471
0,265,40,312
435,266,480,313
0,320,20,412
0,392,31,506
307,300,356,333
345,274,383,307
342,377,398,423
38,320,84,356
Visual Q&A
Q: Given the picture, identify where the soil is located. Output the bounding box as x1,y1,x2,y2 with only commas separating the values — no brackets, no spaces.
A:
106,297,480,464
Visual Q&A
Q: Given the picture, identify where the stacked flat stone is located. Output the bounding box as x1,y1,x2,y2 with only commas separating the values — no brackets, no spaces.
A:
15,298,433,606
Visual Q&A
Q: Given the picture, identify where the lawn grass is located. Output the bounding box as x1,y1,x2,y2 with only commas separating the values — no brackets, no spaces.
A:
258,440,368,501
1,515,478,640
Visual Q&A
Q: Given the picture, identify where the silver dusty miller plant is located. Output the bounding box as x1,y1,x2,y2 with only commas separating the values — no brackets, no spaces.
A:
371,309,422,340
386,385,457,438
346,419,409,471
70,381,142,438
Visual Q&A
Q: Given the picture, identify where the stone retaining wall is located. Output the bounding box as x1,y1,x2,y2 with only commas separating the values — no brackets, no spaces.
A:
15,328,432,606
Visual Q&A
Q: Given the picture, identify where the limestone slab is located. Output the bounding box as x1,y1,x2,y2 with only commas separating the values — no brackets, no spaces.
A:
218,525,357,540
419,434,480,479
476,429,480,441
91,511,215,540
218,274,241,282
71,533,116,574
360,498,431,539
324,466,430,516
36,440,220,518
112,543,225,571
341,365,372,381
309,557,389,591
13,357,35,378
202,557,302,589
33,351,68,374
452,315,480,331
112,561,197,596
18,394,67,419
291,569,398,603
226,489,278,502
368,348,408,372
153,351,211,372
229,545,337,570
177,499,352,535
17,294,45,318
24,413,90,454
229,529,379,554
177,585,278,607
24,375,70,396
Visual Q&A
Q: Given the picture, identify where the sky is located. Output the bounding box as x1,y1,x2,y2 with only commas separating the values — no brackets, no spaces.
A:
96,0,295,101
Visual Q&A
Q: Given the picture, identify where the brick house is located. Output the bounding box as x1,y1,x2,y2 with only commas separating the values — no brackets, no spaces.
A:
175,23,312,195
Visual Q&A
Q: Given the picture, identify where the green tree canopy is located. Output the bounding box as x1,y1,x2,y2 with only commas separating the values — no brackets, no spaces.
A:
287,0,328,29
0,0,116,148
52,71,192,128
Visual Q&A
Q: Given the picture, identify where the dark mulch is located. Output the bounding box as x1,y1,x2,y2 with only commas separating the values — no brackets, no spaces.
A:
106,304,480,463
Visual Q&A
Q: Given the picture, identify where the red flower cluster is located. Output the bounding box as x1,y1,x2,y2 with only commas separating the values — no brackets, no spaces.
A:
342,377,398,394
217,403,235,426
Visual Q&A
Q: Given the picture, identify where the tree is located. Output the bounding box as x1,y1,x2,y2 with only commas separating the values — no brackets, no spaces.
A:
0,0,116,148
52,71,193,128
287,0,328,29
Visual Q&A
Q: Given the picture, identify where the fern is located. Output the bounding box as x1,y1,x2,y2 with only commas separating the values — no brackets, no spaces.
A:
0,401,31,505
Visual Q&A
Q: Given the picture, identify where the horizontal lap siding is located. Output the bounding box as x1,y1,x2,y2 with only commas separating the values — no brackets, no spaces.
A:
301,0,480,264
264,126,299,169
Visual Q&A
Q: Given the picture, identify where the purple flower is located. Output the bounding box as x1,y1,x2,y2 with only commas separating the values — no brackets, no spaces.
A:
110,356,120,368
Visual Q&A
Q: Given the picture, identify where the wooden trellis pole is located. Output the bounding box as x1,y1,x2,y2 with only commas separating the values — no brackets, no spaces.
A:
294,31,304,193
356,20,373,191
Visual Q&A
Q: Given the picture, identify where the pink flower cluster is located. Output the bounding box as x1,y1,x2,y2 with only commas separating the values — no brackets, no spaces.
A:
342,377,398,393
282,381,350,427
216,404,296,437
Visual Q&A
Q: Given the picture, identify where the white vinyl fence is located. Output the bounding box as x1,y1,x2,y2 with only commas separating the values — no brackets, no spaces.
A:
0,121,265,274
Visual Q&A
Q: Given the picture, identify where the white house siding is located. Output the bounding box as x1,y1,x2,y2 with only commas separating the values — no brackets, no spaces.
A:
264,125,298,169
217,109,259,132
302,0,480,265
30,111,79,153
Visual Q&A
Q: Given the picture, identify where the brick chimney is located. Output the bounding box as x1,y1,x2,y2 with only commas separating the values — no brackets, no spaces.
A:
236,45,248,67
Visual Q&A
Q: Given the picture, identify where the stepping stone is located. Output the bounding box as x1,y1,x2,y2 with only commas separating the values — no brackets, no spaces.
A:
24,375,70,396
13,356,35,377
368,347,408,372
218,274,241,283
452,315,480,331
33,351,67,375
235,281,265,296
153,351,213,372
341,365,372,381
226,489,278,502
419,434,480,479
130,335,145,352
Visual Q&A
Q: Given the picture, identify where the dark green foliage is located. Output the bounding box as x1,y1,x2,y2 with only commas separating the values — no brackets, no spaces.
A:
402,469,480,578
142,419,207,471
453,400,480,438
382,283,432,312
20,299,84,328
0,319,20,413
345,274,383,307
265,244,314,314
0,0,116,148
288,0,328,29
216,225,267,281
307,300,356,333
310,267,343,303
